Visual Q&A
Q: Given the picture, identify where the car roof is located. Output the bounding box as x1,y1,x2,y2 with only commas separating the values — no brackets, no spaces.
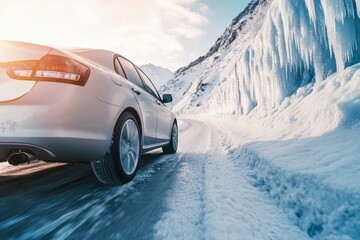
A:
69,49,118,71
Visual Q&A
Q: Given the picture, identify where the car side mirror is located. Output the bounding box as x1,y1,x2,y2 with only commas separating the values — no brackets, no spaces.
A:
162,94,173,103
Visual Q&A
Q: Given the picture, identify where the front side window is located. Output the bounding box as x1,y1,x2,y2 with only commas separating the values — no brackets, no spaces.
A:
118,57,144,88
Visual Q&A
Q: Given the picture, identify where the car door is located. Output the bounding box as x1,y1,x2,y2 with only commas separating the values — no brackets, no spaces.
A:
116,56,158,146
137,69,173,144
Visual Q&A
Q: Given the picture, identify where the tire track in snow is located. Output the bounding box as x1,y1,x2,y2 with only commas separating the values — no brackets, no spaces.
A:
155,119,309,240
154,119,211,239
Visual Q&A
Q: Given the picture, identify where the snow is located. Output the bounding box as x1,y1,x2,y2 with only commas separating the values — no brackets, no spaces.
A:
139,63,173,89
173,65,360,237
154,119,309,240
207,108,360,238
168,51,360,240
228,65,360,239
160,0,360,238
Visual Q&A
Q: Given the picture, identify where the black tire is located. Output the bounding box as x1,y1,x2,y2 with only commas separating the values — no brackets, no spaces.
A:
91,112,141,184
162,121,178,154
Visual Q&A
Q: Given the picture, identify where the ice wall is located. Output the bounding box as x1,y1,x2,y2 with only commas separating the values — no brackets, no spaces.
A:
203,0,360,115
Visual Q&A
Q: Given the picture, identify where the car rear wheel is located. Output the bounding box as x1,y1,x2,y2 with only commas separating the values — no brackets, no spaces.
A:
162,121,178,154
91,112,141,184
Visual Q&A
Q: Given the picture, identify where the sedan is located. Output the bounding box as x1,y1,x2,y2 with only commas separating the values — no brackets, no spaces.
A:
0,40,178,184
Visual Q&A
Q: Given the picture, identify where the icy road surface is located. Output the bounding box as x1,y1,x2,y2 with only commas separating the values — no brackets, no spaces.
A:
0,119,309,239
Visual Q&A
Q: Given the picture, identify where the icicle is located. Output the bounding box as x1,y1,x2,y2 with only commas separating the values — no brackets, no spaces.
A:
194,0,360,116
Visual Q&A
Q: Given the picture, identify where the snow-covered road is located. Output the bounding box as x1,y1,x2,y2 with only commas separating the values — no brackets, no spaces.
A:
0,119,309,239
155,119,308,239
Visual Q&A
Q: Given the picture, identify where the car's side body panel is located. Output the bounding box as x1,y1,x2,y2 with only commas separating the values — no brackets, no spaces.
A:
156,103,175,143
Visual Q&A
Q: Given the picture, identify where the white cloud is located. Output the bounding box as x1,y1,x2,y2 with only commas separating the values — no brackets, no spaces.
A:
170,0,199,7
199,3,210,14
0,0,209,70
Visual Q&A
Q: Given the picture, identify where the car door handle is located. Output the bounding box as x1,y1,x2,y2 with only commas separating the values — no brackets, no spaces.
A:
131,88,141,95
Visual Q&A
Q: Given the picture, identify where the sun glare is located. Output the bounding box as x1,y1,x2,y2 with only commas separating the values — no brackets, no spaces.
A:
0,0,210,70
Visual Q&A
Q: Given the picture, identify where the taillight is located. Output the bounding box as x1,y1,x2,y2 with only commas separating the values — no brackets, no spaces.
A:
6,60,37,79
6,54,90,86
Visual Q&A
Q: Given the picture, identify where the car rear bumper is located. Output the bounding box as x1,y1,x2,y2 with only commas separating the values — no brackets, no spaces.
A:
0,81,122,162
0,137,109,162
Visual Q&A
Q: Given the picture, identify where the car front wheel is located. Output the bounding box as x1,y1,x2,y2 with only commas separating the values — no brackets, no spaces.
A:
162,121,178,154
91,112,141,184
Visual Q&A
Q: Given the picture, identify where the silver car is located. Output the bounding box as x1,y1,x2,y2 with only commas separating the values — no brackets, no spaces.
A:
0,40,178,184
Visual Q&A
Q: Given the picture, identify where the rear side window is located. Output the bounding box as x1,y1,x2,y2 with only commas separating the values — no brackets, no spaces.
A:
138,69,160,99
114,58,126,78
118,57,144,88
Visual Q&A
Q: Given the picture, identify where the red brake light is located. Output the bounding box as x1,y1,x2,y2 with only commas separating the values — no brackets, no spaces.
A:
6,54,90,86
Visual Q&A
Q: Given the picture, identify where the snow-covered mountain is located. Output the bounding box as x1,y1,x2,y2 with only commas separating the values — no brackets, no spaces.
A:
139,63,173,89
162,0,272,110
166,0,360,117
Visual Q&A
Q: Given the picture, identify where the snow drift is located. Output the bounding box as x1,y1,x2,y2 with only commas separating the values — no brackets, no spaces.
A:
216,63,360,239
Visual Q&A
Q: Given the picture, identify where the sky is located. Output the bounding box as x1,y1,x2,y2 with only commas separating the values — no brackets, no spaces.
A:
0,0,251,71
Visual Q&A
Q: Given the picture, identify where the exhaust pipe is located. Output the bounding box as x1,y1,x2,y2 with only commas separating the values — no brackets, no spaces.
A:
7,151,36,166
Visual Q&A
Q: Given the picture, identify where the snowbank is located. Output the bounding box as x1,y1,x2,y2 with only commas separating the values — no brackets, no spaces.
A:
238,141,360,239
204,63,360,239
235,115,360,239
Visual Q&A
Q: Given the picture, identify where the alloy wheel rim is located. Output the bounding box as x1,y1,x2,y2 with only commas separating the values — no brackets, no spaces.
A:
119,119,140,175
